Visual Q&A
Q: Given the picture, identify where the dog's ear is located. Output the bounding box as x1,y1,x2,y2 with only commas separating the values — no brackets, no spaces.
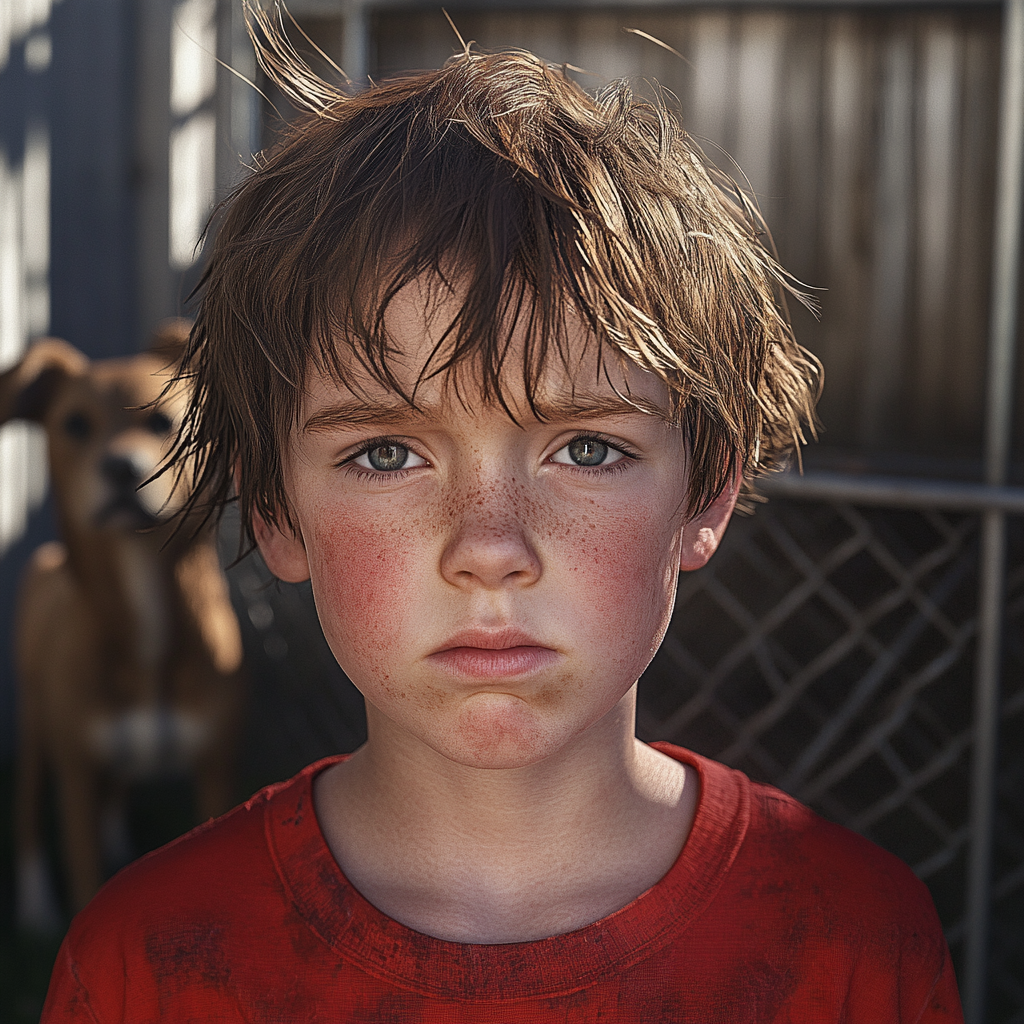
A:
0,338,89,425
148,318,192,367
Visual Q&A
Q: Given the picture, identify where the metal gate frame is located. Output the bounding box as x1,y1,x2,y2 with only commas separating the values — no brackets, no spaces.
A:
758,4,1024,1017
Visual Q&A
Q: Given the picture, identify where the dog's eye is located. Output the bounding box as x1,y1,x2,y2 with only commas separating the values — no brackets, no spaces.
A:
62,412,91,440
145,411,173,435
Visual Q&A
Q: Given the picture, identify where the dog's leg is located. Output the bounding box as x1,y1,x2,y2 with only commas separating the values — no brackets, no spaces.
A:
52,750,102,912
15,542,70,932
15,670,63,932
175,545,245,822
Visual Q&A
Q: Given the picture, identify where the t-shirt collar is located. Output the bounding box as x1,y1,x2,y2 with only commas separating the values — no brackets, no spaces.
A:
266,743,750,1000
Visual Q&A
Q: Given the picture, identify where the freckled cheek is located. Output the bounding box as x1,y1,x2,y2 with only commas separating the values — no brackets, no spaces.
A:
304,510,422,661
554,508,678,631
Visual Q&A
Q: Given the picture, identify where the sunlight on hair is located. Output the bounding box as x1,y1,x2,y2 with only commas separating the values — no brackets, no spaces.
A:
171,8,822,551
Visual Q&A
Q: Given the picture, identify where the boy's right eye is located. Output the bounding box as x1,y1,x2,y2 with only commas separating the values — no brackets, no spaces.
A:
351,441,427,473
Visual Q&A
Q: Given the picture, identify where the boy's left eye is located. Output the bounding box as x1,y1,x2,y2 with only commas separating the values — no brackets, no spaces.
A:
550,437,628,468
352,442,428,473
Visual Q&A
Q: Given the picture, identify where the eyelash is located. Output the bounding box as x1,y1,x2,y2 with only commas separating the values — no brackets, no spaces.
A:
556,432,640,473
337,432,640,482
338,436,426,484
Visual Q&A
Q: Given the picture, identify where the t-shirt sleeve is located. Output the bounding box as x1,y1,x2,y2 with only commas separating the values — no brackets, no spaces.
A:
741,783,964,1023
850,866,964,1024
40,939,108,1024
903,874,963,1024
915,947,962,1024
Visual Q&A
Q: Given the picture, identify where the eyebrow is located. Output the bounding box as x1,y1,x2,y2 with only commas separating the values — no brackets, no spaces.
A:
531,393,669,421
302,392,668,434
303,400,426,433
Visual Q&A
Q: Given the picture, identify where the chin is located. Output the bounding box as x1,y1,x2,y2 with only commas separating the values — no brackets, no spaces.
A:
436,695,569,770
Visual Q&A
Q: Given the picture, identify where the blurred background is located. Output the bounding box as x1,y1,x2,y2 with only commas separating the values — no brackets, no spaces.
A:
1,0,1023,1020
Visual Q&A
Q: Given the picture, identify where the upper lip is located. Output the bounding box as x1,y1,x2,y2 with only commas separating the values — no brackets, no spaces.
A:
432,627,551,653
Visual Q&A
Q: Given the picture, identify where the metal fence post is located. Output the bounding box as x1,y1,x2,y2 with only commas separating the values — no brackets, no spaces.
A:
342,0,368,84
964,2,1024,1021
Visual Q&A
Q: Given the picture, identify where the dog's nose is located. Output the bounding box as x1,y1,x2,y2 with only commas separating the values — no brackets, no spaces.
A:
101,453,145,489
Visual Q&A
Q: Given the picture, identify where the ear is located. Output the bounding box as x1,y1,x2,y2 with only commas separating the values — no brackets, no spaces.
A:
677,471,741,572
253,508,311,583
0,338,89,425
148,318,192,367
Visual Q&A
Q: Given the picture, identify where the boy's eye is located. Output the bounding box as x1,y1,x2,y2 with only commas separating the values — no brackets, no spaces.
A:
353,442,427,472
550,437,626,467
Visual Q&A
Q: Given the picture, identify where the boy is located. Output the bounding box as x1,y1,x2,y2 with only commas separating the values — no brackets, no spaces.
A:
41,23,962,1023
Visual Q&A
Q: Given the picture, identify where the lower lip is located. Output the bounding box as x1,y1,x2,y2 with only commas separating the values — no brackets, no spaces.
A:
428,646,560,679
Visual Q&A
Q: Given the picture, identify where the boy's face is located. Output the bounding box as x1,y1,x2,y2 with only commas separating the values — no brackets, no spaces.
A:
257,282,735,770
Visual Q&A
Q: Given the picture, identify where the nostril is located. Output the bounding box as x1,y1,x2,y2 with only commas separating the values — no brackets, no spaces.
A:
101,454,142,489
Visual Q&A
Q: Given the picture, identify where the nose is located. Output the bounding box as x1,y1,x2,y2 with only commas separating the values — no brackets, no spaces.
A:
440,479,542,590
101,452,145,490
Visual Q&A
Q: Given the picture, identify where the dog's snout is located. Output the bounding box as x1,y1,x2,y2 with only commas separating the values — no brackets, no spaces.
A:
101,453,145,489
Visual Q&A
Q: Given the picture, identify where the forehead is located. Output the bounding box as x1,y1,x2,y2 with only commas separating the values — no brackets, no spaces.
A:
301,278,673,429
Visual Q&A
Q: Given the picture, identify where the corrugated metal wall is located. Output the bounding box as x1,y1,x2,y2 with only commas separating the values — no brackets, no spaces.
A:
372,4,1016,473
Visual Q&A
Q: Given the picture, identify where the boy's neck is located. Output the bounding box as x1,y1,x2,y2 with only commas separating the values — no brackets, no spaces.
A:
313,691,699,943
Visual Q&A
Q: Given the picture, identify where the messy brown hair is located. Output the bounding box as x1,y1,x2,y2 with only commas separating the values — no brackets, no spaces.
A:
173,9,820,548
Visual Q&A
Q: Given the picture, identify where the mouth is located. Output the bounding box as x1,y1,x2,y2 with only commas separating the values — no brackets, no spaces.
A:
94,495,161,530
428,628,560,680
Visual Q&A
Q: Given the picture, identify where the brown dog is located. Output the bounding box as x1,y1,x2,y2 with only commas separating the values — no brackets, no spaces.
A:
1,322,245,930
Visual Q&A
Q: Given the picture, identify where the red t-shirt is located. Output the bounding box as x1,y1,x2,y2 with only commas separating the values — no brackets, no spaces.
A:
42,743,961,1022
